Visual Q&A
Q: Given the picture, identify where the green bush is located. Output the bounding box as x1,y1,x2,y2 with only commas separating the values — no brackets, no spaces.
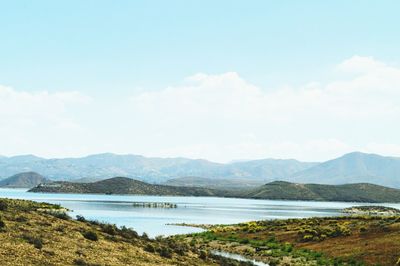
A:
76,215,86,222
73,258,87,266
82,231,98,241
119,226,139,239
199,250,208,260
15,216,28,222
22,234,43,249
101,224,117,235
144,243,155,253
33,238,43,249
48,211,71,220
158,247,172,258
141,232,149,240
0,201,8,211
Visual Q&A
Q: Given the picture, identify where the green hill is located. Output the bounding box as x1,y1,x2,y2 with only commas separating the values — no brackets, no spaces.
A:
29,177,400,203
164,176,264,190
0,172,50,188
240,181,400,202
28,177,225,196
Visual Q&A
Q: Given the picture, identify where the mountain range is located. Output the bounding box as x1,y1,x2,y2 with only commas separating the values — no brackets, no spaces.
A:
0,153,315,183
1,152,399,188
290,152,400,188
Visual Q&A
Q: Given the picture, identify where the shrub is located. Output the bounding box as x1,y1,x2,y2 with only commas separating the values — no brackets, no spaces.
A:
82,231,98,241
101,224,117,235
199,250,208,260
22,234,43,249
48,211,71,220
0,201,8,211
15,216,28,222
0,220,5,228
141,232,149,240
33,238,43,249
144,243,155,253
158,247,172,258
76,215,86,222
73,258,101,266
190,239,197,246
55,225,66,232
73,259,87,266
239,238,250,244
119,226,139,239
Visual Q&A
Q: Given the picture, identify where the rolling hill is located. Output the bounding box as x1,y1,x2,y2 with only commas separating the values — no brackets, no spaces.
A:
0,172,50,188
240,181,400,202
28,177,226,196
29,177,400,203
290,152,400,188
164,176,265,189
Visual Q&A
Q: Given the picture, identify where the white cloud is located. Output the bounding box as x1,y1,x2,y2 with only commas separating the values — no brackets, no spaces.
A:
1,56,400,162
127,56,400,161
0,86,90,157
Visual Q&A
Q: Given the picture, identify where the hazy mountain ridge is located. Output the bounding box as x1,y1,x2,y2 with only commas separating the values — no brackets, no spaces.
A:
1,152,400,187
290,152,400,188
0,153,315,183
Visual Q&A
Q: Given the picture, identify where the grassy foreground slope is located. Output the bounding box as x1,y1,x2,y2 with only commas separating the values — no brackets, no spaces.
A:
241,181,400,202
0,198,233,266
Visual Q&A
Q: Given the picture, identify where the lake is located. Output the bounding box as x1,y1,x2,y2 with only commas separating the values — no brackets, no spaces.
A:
1,188,399,237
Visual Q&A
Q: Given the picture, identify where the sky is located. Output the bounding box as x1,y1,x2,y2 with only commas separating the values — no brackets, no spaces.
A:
1,1,400,162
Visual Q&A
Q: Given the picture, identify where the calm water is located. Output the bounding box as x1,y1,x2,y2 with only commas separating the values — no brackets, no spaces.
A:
1,188,399,237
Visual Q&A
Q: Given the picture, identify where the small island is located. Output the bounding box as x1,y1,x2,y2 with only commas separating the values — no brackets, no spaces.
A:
132,202,177,208
343,206,400,216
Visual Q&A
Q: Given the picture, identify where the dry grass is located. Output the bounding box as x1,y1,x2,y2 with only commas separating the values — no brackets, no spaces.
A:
0,198,212,266
186,216,400,265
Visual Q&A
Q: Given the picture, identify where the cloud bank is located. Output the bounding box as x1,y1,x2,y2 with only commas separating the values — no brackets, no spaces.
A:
1,56,400,162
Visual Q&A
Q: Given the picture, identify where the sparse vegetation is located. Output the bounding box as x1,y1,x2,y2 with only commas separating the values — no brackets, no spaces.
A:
0,198,399,265
0,198,218,265
343,206,400,216
173,215,400,265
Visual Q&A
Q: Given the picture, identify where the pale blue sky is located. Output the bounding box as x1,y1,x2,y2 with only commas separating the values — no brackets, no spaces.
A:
1,1,400,93
1,1,400,161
